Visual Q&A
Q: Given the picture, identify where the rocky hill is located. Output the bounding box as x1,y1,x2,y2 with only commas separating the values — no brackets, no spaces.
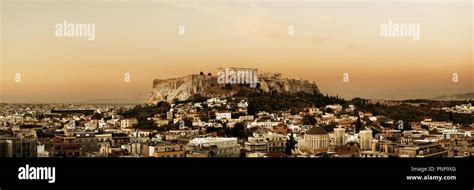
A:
147,72,320,104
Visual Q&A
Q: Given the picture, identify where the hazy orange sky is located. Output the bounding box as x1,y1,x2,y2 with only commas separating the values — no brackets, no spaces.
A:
1,0,473,103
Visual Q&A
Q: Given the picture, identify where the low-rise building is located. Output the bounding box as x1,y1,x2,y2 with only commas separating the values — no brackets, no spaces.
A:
215,111,232,120
0,135,37,158
188,137,240,157
142,141,185,158
120,118,138,129
398,143,448,158
302,126,329,154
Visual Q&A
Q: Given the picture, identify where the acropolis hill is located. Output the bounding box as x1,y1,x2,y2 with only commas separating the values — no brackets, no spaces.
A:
147,68,320,104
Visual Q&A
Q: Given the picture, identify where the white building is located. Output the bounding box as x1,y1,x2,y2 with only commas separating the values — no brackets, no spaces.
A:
37,144,50,157
187,137,240,157
421,119,453,130
247,121,280,129
325,104,343,113
237,100,248,108
345,105,356,113
215,111,231,120
239,115,254,122
307,107,321,115
85,120,98,130
98,119,107,129
302,126,329,152
333,127,346,146
7,114,24,125
359,129,373,150
207,98,227,104
245,133,267,152
120,118,138,129
441,128,465,139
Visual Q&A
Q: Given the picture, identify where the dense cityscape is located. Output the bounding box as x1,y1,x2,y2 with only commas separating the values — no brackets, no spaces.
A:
1,0,472,188
1,95,473,158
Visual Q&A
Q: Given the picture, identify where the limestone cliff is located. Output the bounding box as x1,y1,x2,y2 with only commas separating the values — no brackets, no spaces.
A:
147,73,320,104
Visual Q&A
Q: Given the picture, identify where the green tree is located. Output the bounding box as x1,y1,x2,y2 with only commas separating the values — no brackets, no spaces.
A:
156,101,171,113
182,117,193,128
325,108,334,114
91,113,103,120
302,115,316,125
137,119,156,129
322,123,337,133
285,132,297,155
231,122,247,139
205,126,220,133
355,113,363,133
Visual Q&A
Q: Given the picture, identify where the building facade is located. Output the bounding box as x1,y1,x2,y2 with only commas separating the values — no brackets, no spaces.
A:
334,127,346,146
359,129,373,150
188,137,240,157
303,126,330,153
0,135,37,158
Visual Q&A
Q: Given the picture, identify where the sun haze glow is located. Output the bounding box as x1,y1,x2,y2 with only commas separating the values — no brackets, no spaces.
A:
1,0,472,103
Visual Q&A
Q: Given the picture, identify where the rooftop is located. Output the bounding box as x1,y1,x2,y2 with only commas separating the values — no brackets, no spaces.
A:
306,126,328,135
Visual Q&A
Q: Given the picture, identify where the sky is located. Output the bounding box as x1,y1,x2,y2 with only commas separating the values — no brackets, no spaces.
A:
1,0,473,103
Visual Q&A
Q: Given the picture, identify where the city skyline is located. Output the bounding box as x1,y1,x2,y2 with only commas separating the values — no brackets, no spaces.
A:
1,1,473,188
1,0,473,103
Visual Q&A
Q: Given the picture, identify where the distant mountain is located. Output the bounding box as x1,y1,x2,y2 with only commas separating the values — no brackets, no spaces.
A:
431,92,474,101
